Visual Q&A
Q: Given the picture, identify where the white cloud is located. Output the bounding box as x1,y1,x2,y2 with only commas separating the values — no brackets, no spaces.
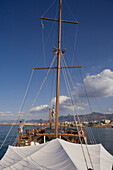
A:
0,111,13,116
0,111,11,114
31,105,49,113
51,96,70,104
31,96,85,114
0,111,15,119
108,108,113,112
51,96,74,111
77,106,85,111
78,69,113,98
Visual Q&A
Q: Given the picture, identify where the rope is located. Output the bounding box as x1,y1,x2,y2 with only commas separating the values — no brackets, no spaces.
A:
71,24,78,70
61,54,95,144
61,57,84,134
41,22,49,99
9,69,34,145
50,69,56,108
61,55,94,170
64,23,97,145
19,69,34,118
12,3,59,145
80,68,97,144
61,58,89,170
67,23,97,145
63,0,78,22
81,68,105,144
41,4,58,108
41,1,59,50
63,0,79,70
22,54,57,128
61,55,82,126
0,69,34,149
37,7,58,68
0,123,13,150
41,0,56,18
13,54,57,146
41,5,58,105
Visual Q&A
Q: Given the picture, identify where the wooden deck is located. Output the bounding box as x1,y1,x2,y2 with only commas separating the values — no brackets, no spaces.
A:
17,124,87,146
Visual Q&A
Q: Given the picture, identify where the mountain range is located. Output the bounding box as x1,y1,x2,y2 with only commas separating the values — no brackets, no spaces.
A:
1,112,113,123
58,112,113,122
23,112,113,123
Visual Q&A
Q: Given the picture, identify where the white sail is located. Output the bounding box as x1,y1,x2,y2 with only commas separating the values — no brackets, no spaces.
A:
0,138,113,170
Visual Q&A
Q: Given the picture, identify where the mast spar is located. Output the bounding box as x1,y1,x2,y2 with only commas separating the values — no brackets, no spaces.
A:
55,0,62,138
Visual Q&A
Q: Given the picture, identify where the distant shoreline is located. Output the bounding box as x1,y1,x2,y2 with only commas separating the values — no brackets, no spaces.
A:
0,123,18,125
0,123,113,128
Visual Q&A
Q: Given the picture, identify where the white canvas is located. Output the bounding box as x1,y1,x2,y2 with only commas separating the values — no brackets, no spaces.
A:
0,138,113,170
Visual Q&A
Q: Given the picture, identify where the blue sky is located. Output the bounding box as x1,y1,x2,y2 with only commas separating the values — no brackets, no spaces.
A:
0,0,113,121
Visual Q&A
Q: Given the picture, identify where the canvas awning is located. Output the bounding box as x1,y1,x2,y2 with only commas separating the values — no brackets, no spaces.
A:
0,138,113,170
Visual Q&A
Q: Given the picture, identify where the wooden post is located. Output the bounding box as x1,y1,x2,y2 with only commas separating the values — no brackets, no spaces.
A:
18,133,21,146
55,0,62,138
49,108,53,130
29,135,31,146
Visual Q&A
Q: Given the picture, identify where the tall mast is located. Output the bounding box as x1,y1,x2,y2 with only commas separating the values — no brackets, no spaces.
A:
36,0,79,138
55,0,62,138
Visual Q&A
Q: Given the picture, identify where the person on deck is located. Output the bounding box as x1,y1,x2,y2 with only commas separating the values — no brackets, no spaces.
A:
18,121,23,135
18,121,23,146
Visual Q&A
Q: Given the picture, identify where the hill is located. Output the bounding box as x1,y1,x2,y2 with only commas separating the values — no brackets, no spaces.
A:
1,112,113,123
26,112,113,123
59,112,113,122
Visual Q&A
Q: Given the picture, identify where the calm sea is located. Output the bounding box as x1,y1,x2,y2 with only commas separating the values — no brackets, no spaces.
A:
0,125,113,160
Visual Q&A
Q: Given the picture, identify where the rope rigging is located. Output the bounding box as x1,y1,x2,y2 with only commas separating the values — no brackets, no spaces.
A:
39,4,59,68
13,54,57,146
50,68,56,108
41,0,57,18
61,57,90,170
63,11,97,145
65,16,102,144
0,69,34,149
23,54,56,127
62,54,96,144
60,11,104,167
2,1,59,147
41,5,58,107
63,0,78,22
61,54,94,170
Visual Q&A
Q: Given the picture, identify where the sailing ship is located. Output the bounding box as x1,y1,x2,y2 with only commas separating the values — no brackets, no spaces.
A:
0,0,113,169
16,0,87,147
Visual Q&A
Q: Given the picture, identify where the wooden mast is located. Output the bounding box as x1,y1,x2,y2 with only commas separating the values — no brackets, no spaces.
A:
35,0,79,139
55,0,62,138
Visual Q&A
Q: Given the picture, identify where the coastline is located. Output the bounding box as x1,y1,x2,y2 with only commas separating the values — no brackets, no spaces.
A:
0,123,113,128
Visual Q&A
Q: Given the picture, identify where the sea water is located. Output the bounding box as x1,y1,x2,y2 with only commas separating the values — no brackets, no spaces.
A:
85,126,113,155
0,125,113,160
0,125,18,160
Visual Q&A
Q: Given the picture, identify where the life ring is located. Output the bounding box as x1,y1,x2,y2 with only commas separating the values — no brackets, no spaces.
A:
79,130,84,135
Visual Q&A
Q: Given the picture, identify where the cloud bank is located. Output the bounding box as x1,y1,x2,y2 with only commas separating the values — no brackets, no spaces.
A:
3,69,113,120
31,105,49,113
78,69,113,98
31,95,84,114
0,111,13,116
